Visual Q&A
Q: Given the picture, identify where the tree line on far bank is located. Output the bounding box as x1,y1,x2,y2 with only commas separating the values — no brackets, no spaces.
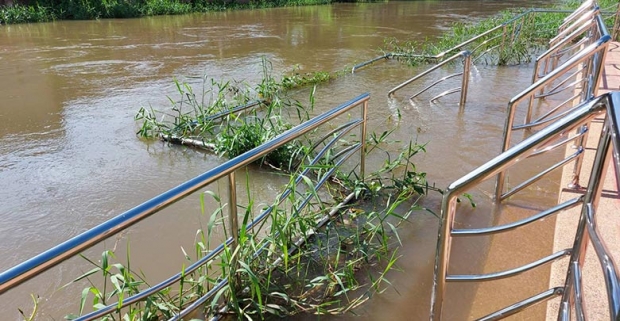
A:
0,0,369,24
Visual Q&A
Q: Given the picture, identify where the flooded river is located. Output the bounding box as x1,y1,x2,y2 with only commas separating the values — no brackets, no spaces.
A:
0,1,557,319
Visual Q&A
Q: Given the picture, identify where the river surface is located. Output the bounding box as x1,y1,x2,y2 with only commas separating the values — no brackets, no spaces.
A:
0,1,558,320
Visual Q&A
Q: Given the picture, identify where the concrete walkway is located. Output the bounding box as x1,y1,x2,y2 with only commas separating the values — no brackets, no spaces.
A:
546,41,620,320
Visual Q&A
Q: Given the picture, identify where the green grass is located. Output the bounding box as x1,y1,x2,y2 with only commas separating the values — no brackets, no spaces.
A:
135,57,335,171
56,135,437,320
0,0,378,24
382,0,619,66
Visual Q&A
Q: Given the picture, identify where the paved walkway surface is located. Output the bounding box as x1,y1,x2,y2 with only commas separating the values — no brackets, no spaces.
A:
546,41,620,320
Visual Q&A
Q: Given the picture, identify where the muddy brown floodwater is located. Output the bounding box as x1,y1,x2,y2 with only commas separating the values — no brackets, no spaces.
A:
0,1,558,320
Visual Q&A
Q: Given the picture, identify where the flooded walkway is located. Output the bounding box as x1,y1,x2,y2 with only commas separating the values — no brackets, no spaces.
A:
0,1,556,320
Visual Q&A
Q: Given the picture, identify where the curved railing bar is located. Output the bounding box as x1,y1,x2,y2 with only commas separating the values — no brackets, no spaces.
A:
201,100,265,122
533,19,596,84
470,34,502,56
513,101,581,131
388,51,469,96
527,126,588,158
559,0,594,32
528,92,583,126
551,7,599,47
500,147,582,200
247,144,362,264
246,127,363,233
500,33,610,154
535,78,587,100
571,259,586,321
451,196,583,237
409,72,463,100
551,36,591,59
248,142,361,262
247,142,361,263
446,249,571,282
537,64,587,97
472,45,500,64
329,142,360,162
170,145,361,321
585,204,620,320
477,287,564,321
430,88,462,103
0,92,370,292
296,118,362,169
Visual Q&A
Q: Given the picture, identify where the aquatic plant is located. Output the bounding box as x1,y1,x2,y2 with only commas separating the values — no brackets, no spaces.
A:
60,131,434,320
135,58,332,171
382,0,619,66
0,4,55,24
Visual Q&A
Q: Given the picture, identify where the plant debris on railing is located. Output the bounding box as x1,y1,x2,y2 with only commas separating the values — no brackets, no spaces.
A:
135,58,334,172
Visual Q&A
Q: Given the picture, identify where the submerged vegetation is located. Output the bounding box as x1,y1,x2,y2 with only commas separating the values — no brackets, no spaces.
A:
135,58,335,171
382,0,619,66
57,57,443,320
12,0,612,319
64,140,433,320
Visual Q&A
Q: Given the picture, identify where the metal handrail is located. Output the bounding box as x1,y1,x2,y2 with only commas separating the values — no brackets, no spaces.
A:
503,33,609,138
532,16,598,85
0,93,371,317
410,72,463,100
551,6,599,47
558,0,594,33
497,27,610,197
431,91,620,320
351,7,607,74
387,51,471,106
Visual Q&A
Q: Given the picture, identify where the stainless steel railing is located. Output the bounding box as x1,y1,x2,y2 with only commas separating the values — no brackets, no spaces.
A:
533,7,601,86
387,51,471,107
358,4,609,107
498,12,610,197
0,93,370,320
431,91,620,320
350,5,608,74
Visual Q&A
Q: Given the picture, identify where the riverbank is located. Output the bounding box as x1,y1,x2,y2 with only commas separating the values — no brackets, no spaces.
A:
0,0,339,24
0,0,601,25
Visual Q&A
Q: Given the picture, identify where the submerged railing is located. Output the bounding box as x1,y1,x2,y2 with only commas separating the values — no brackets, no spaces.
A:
498,10,610,195
431,91,620,320
354,0,618,110
387,51,471,107
0,93,371,320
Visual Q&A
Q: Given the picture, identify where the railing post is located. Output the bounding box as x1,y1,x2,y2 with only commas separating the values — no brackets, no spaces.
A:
560,109,615,317
460,52,471,108
614,2,620,41
228,172,239,248
360,100,368,180
500,25,507,57
570,45,608,188
430,195,457,320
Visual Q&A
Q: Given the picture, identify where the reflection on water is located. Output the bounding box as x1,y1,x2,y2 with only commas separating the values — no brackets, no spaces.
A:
0,1,555,319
